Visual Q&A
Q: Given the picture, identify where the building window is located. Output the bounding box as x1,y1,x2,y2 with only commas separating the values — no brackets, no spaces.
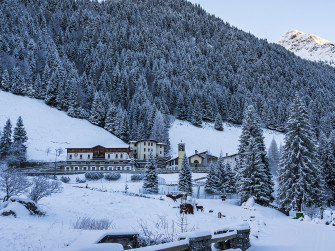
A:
108,154,110,159
144,154,146,159
144,142,146,146
116,154,118,159
144,148,146,152
69,154,72,159
80,154,82,159
160,151,162,154
121,154,123,159
88,154,90,159
151,143,153,146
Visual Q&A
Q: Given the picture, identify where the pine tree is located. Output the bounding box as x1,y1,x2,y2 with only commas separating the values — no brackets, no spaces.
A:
214,113,223,131
150,110,166,143
11,116,28,163
237,105,274,206
89,92,105,127
190,100,202,127
0,119,12,159
268,138,280,177
217,154,236,194
178,154,192,194
278,93,325,211
320,131,335,205
143,151,159,194
205,161,219,194
1,70,10,91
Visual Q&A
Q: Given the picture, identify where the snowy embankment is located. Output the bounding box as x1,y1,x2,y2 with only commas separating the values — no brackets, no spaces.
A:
0,91,127,161
1,174,335,251
169,119,284,157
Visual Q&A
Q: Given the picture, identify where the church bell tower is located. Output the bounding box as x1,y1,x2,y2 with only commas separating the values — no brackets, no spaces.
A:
178,142,185,169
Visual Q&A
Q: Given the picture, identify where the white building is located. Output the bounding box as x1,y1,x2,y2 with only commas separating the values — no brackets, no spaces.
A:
129,139,165,161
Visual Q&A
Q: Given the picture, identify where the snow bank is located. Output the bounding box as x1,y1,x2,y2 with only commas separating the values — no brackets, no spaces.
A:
0,202,30,217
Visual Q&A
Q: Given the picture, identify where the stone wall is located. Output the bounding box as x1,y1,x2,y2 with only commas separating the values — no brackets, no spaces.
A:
228,228,250,251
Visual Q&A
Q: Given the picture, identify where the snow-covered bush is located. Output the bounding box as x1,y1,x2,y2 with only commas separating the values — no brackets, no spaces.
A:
85,172,104,180
76,177,86,183
104,172,121,181
28,176,63,203
60,176,70,183
1,197,44,216
73,217,114,230
0,170,31,201
131,174,145,181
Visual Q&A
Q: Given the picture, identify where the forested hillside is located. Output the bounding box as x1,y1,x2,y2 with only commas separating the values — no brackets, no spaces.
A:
1,0,335,143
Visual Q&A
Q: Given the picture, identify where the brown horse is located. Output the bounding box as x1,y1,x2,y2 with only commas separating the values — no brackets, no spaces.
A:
180,203,194,214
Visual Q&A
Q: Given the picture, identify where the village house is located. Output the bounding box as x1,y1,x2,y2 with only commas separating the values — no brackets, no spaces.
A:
63,145,133,171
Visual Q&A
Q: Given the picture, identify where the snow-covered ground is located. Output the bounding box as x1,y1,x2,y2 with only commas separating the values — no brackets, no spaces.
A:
0,91,127,161
1,174,334,251
169,119,284,158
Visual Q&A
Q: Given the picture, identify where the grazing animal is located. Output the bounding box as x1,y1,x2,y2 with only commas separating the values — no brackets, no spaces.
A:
180,203,194,214
166,194,185,202
166,194,177,202
209,210,214,213
195,204,204,212
221,195,227,201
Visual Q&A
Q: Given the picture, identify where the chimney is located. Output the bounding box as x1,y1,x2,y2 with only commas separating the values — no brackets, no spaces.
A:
195,150,198,154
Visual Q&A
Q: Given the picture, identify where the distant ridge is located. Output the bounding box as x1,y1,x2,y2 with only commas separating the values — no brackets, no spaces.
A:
278,30,335,67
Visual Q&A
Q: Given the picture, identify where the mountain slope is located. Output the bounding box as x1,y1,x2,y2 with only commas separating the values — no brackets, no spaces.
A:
278,30,335,67
0,91,127,161
169,119,284,158
2,0,335,138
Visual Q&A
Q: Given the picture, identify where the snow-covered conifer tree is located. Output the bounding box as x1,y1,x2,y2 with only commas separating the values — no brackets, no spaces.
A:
237,105,274,206
143,151,159,194
150,110,166,142
178,154,192,194
214,113,223,131
319,131,335,205
11,116,28,163
205,162,219,194
278,93,325,211
268,138,280,177
89,92,105,127
0,119,12,159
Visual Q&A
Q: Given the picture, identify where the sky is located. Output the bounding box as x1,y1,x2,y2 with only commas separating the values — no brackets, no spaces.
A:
188,0,335,43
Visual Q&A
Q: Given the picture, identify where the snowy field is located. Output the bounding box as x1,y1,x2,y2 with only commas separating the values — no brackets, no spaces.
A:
169,119,284,158
1,173,335,251
0,91,127,161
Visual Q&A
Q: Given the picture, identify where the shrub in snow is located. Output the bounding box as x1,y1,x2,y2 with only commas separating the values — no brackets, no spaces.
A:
85,172,104,180
131,174,145,181
60,176,70,183
28,176,63,203
138,216,177,246
0,170,31,201
1,197,44,216
73,217,114,230
104,172,121,181
76,177,86,183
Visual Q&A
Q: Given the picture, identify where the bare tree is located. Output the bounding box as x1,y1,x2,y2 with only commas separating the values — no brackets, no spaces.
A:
0,169,31,201
45,147,51,156
54,147,64,179
28,176,63,203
